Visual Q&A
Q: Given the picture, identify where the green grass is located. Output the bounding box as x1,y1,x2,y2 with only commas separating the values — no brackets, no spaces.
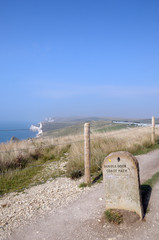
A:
104,209,123,225
141,171,159,214
0,164,43,195
78,182,91,188
95,124,134,133
43,123,84,137
43,121,131,138
0,144,70,196
133,140,159,155
142,171,159,188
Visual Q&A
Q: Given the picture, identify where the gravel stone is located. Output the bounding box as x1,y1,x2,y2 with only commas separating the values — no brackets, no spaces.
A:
0,177,92,239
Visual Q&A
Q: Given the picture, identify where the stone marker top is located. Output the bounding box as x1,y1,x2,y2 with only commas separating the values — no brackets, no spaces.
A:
102,151,139,173
102,151,143,219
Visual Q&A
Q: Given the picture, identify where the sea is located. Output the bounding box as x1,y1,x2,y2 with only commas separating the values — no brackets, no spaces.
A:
0,121,38,143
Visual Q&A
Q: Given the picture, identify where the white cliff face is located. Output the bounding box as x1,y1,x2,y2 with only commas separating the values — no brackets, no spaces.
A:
30,117,54,138
30,122,43,137
44,117,54,123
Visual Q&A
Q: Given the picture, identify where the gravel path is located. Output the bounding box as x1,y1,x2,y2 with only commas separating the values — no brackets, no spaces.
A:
0,177,93,240
1,149,159,240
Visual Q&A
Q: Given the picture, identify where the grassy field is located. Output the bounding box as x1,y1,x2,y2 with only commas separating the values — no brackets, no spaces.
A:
42,117,159,137
42,120,135,137
0,123,159,195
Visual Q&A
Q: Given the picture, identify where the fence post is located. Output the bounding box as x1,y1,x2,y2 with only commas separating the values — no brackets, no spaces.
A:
152,116,155,144
84,123,91,184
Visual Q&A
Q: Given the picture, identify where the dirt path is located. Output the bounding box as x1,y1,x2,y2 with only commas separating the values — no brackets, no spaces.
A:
4,149,159,240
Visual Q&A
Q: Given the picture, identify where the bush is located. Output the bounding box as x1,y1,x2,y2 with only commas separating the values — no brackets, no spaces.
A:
70,170,83,179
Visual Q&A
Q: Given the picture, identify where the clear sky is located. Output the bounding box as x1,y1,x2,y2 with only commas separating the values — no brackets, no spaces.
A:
0,0,159,122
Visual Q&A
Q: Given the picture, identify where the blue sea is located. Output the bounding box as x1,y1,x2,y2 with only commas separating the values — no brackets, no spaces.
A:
0,121,37,143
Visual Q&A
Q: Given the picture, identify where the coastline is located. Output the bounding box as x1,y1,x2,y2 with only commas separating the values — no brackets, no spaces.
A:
0,122,38,144
30,122,43,138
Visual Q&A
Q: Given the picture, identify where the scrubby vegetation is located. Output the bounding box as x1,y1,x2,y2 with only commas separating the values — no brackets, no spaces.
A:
104,209,123,224
0,125,159,195
79,182,91,188
0,141,71,195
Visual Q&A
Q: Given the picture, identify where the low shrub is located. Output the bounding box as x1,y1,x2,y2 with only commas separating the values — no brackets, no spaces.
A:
70,170,83,179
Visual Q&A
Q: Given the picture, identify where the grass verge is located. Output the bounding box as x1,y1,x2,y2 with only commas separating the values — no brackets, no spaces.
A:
133,140,159,155
141,171,159,214
78,182,91,188
67,131,159,179
142,171,159,188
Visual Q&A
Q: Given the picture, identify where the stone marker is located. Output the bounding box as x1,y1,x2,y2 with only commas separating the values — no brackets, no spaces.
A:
102,151,143,219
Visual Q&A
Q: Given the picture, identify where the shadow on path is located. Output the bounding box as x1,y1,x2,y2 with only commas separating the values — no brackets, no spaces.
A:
140,184,152,216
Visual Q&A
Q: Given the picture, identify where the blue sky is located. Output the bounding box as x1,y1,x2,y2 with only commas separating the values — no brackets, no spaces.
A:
0,0,159,122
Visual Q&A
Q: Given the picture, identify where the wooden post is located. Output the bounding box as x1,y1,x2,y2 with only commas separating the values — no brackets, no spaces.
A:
84,123,91,184
152,116,155,144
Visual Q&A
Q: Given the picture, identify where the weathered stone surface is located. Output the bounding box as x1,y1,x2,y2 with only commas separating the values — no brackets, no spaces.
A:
102,151,143,219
